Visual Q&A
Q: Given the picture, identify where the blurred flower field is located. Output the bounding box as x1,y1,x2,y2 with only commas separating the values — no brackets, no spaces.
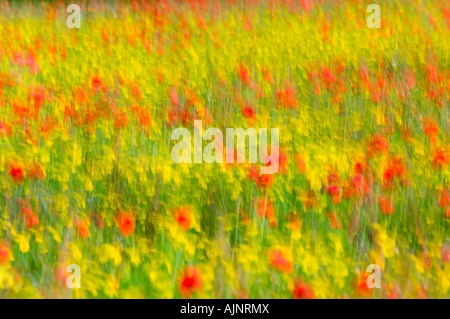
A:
0,0,449,298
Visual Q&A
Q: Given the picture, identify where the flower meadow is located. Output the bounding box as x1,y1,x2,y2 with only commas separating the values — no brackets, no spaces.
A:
0,0,449,299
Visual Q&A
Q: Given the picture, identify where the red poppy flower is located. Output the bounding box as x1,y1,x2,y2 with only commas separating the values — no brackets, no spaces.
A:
432,148,449,169
439,189,450,208
238,63,252,86
91,76,102,90
76,220,90,239
292,280,315,299
9,163,25,183
247,166,274,188
379,196,394,216
326,212,342,229
296,155,306,174
174,207,192,231
356,273,373,296
276,85,297,109
247,165,259,182
261,148,287,174
241,105,256,120
423,118,438,144
179,266,202,298
268,249,293,274
444,209,450,219
29,86,48,112
113,111,129,130
261,67,273,84
256,198,275,219
327,185,341,204
257,173,274,188
0,244,9,265
27,162,45,181
117,211,134,238
170,89,179,107
0,120,12,137
320,66,336,87
268,218,278,228
367,133,389,158
384,156,405,187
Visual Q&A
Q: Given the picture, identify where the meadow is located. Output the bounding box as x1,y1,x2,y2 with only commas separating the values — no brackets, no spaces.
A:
0,0,449,298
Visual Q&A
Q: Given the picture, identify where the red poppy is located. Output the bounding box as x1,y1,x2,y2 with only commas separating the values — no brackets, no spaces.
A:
356,273,373,296
9,163,25,183
349,174,371,198
354,161,368,175
367,133,389,158
27,162,45,181
91,76,102,91
257,173,274,188
296,155,306,174
292,280,315,299
276,85,297,109
170,88,179,107
247,165,274,188
0,120,13,137
384,156,405,187
320,66,336,87
262,148,287,174
439,189,450,208
29,86,48,112
423,118,438,144
130,84,142,100
432,147,449,169
76,220,90,239
174,207,192,231
167,107,190,127
179,266,202,298
117,211,134,238
444,209,450,219
73,87,88,105
327,173,340,185
268,218,278,228
261,67,273,84
20,207,39,229
0,244,9,265
26,214,39,229
138,109,152,128
113,111,129,130
247,165,259,182
268,249,293,274
256,198,275,219
327,185,341,204
241,105,256,120
379,196,394,216
238,63,252,86
326,212,342,229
